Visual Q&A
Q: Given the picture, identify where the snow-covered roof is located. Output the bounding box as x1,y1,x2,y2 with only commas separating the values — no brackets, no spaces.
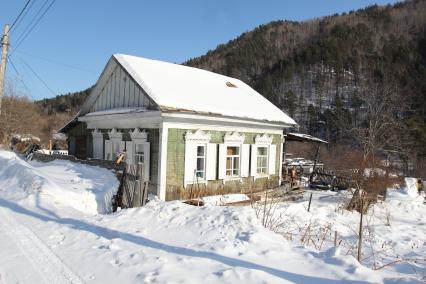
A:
85,107,148,117
285,133,328,144
113,54,296,125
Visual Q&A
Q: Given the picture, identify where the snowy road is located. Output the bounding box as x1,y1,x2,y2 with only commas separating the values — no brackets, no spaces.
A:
0,206,84,284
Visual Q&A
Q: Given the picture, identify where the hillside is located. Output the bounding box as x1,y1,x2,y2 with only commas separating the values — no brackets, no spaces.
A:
37,1,426,156
36,87,92,115
186,0,426,154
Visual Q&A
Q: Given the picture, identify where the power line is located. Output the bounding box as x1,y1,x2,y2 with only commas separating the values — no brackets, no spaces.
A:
12,0,56,52
13,49,96,73
20,57,57,97
7,55,34,99
9,0,36,35
13,0,51,47
9,0,32,32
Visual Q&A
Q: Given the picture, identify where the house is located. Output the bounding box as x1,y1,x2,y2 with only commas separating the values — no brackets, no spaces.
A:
60,54,297,201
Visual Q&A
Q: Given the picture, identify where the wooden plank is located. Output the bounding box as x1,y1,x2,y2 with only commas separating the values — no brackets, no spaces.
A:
124,73,128,107
118,68,124,107
129,78,135,107
111,68,117,108
120,163,148,208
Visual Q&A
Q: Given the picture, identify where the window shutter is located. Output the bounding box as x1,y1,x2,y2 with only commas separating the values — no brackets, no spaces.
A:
241,144,250,177
93,138,103,159
143,142,150,181
268,144,277,175
184,141,197,186
206,143,217,180
218,144,227,180
104,140,112,160
125,141,134,165
250,145,257,176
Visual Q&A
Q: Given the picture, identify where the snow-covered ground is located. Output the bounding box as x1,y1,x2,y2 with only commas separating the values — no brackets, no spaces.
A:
0,150,424,283
256,181,426,281
0,151,118,214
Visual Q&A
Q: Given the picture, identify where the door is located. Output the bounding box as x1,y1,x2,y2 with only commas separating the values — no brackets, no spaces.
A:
74,135,87,159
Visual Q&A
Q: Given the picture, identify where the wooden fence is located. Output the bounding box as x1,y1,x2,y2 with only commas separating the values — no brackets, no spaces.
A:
115,164,149,210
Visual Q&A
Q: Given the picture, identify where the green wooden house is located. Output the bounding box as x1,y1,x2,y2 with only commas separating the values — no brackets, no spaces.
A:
60,54,297,201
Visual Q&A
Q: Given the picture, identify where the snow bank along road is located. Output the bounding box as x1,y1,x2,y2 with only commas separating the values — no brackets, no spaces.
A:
0,206,84,283
0,150,424,283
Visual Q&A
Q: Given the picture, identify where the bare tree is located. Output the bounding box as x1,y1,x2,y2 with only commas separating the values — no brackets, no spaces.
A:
0,82,45,145
351,81,404,163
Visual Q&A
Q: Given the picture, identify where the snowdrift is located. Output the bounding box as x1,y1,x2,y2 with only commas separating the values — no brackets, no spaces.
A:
91,199,394,283
0,150,118,214
404,177,421,197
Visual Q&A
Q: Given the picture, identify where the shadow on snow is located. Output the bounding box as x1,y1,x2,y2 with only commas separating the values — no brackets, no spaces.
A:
0,198,370,283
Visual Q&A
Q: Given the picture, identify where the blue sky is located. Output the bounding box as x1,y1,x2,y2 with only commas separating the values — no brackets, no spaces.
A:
1,0,398,100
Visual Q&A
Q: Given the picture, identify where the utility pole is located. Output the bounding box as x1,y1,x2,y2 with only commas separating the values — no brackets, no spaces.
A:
0,24,10,116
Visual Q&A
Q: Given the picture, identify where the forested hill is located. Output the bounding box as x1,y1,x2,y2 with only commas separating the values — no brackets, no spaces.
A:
37,0,426,155
36,87,92,115
186,0,426,154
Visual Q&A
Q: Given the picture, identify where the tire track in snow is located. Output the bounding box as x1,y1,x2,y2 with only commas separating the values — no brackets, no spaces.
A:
0,207,84,284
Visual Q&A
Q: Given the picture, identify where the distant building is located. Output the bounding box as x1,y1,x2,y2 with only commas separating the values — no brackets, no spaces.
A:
60,54,297,200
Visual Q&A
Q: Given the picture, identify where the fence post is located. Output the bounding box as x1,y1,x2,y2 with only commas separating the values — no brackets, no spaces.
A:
357,198,364,262
334,231,338,247
307,193,313,212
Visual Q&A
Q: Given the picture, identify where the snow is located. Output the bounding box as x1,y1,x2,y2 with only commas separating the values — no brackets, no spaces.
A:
85,107,148,117
0,150,424,283
12,133,41,142
286,132,328,143
268,189,425,281
37,149,69,155
364,167,387,177
404,177,421,197
0,151,118,214
202,194,250,205
113,54,297,125
52,132,67,141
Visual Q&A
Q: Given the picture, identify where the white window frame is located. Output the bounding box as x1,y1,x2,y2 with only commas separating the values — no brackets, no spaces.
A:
225,145,240,178
129,128,150,181
111,141,121,160
220,132,247,182
256,146,269,175
195,144,207,180
105,128,124,161
134,143,145,164
252,134,275,179
184,129,216,187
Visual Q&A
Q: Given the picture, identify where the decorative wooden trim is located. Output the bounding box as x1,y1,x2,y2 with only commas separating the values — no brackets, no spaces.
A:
130,128,148,141
255,133,273,144
91,128,103,139
108,128,123,141
185,129,211,143
224,131,245,144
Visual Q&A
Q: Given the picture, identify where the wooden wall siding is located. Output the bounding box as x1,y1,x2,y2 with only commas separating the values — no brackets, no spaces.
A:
166,176,279,201
165,128,281,200
67,122,93,158
147,129,159,195
90,61,155,113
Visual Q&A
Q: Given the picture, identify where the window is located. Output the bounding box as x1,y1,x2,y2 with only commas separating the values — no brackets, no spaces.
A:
196,145,206,179
226,146,240,177
112,142,121,160
135,144,144,164
257,146,268,174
